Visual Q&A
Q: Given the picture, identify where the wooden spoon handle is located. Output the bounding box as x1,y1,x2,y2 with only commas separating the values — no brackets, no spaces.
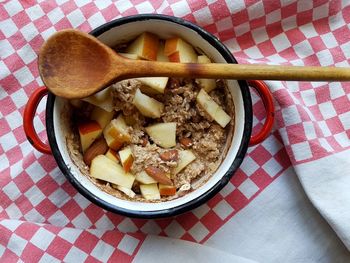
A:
124,60,350,81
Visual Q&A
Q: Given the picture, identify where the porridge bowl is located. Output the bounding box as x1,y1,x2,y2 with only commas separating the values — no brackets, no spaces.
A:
24,14,274,218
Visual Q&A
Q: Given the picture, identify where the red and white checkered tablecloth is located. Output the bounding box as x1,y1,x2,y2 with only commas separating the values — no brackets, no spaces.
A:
1,0,350,261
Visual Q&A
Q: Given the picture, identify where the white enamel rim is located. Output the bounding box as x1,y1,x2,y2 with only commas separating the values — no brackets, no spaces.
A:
50,17,249,214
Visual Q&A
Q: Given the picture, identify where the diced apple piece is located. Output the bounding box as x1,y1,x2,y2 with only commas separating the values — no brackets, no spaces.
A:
197,78,217,93
137,77,169,94
214,107,232,128
156,42,170,62
126,32,159,61
132,89,164,118
140,184,160,200
106,115,130,137
125,43,167,62
120,47,169,94
135,171,158,184
119,53,139,60
197,54,211,63
137,43,169,93
104,132,123,151
164,37,197,63
196,55,217,93
78,121,102,153
119,146,134,173
115,185,136,198
90,155,135,189
119,48,168,62
174,150,196,174
103,115,131,149
91,107,114,130
145,122,176,148
159,184,177,196
82,88,113,112
163,37,178,56
196,88,219,117
196,89,231,128
105,148,120,163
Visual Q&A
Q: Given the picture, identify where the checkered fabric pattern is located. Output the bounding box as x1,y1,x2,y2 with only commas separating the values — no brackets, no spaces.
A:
1,0,349,261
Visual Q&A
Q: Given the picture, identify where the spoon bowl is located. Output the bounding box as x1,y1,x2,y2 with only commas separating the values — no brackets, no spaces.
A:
39,30,126,98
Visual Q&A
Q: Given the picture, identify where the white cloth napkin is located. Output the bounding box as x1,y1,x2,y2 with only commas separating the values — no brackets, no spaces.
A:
295,150,350,250
134,236,258,263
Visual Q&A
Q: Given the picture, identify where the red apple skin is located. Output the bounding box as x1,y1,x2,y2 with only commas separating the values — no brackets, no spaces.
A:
107,129,131,143
159,186,177,196
168,52,180,62
165,37,197,63
142,33,159,61
122,155,134,173
108,138,124,151
78,121,101,134
164,38,178,56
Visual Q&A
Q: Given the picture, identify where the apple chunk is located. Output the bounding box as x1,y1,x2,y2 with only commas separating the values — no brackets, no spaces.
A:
90,155,135,189
114,185,136,198
140,184,161,200
103,115,131,150
135,171,158,184
119,44,169,94
91,106,114,130
159,184,177,196
104,132,123,151
78,121,102,153
83,87,113,112
126,32,159,61
174,150,196,174
196,89,231,128
119,146,134,173
164,37,197,63
137,43,169,94
119,53,138,60
132,89,164,118
105,148,120,163
145,122,176,148
196,55,217,93
138,77,169,94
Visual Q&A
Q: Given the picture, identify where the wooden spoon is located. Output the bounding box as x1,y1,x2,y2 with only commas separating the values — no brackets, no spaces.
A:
39,29,350,99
